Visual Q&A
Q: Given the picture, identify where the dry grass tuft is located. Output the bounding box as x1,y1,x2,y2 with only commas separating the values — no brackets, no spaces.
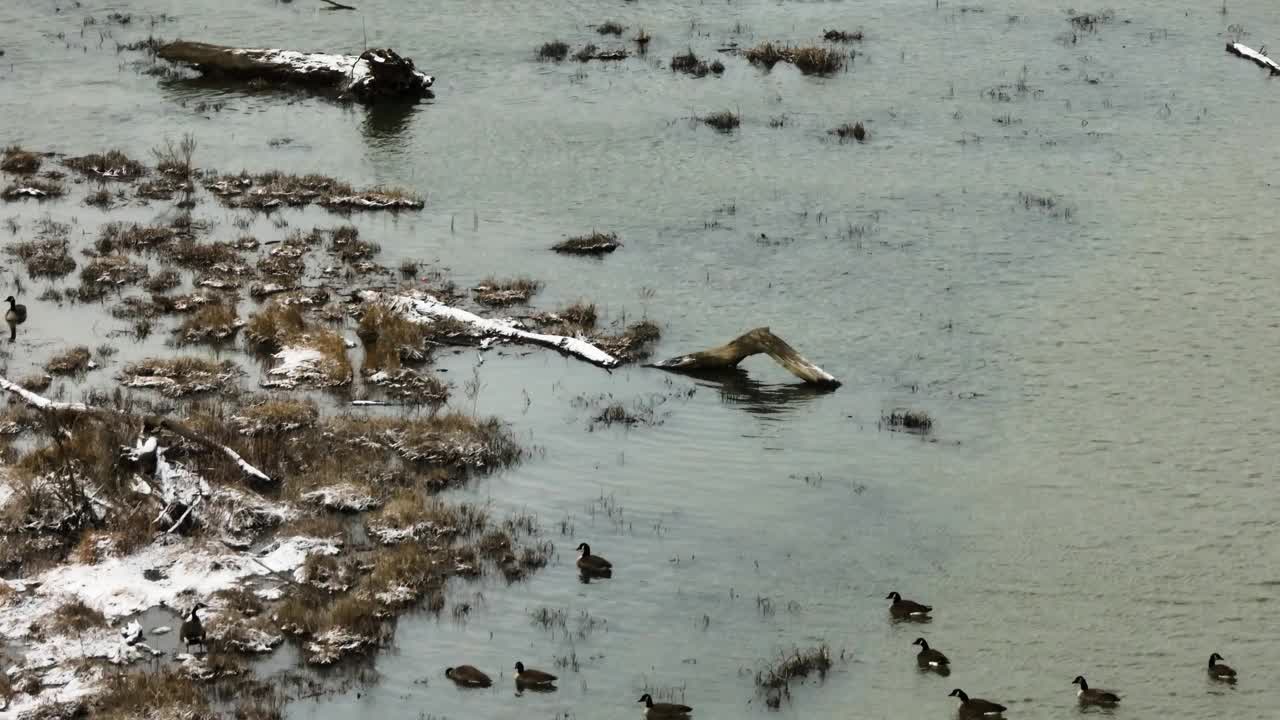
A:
1,146,41,175
538,40,570,61
671,48,709,77
831,121,867,143
5,237,76,277
357,303,428,371
703,110,741,132
552,231,621,256
50,598,107,633
152,133,197,177
245,302,306,351
597,21,625,35
3,178,66,200
233,397,319,436
823,29,864,42
78,255,149,298
176,302,240,344
172,239,240,269
120,356,240,397
756,644,832,702
45,346,93,375
97,222,176,253
883,409,932,432
65,149,146,179
473,276,541,307
595,319,662,362
745,42,845,75
93,669,209,720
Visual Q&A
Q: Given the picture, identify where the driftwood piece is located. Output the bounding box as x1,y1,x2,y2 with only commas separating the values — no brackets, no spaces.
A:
157,41,434,102
647,327,840,387
1226,42,1280,74
321,0,357,9
364,291,622,368
0,374,273,483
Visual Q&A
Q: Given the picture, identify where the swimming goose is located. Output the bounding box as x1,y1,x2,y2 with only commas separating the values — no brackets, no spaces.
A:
638,693,692,716
886,591,932,618
1072,676,1120,705
513,661,557,689
1208,653,1237,682
576,542,613,576
445,665,492,688
949,689,1006,716
912,638,950,669
179,602,206,652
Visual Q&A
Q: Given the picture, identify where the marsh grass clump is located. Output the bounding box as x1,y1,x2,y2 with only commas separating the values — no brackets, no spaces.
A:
1018,191,1074,220
78,255,149,298
93,669,208,720
1068,9,1115,31
328,225,380,263
1,146,41,175
97,221,176,253
119,356,240,398
539,40,570,61
325,413,521,475
703,110,741,132
50,598,107,634
152,133,197,177
823,29,864,42
172,239,240,270
357,302,429,371
575,44,598,62
144,268,181,293
232,397,319,436
176,302,240,344
85,188,113,208
246,302,306,351
65,149,146,179
5,237,76,277
592,403,652,428
473,276,541,307
3,177,66,200
746,42,844,75
883,408,933,432
671,48,710,77
597,21,625,35
552,231,622,256
594,319,661,362
831,121,867,142
756,644,832,702
44,346,93,375
635,28,651,51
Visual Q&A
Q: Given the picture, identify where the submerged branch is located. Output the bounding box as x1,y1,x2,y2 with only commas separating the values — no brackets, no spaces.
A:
647,327,840,386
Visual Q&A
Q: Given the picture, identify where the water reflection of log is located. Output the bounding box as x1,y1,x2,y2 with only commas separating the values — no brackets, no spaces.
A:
689,368,837,416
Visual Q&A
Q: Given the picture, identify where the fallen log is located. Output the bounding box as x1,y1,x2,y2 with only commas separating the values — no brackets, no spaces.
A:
156,41,434,102
647,327,841,387
363,291,622,368
0,374,273,483
1226,42,1280,74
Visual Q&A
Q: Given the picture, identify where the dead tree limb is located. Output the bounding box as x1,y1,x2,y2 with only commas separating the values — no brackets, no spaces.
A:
1226,42,1280,74
321,0,357,9
647,327,841,386
0,374,273,483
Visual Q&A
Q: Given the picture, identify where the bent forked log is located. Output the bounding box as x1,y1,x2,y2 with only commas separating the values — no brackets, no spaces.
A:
0,374,273,483
156,41,435,102
648,327,841,387
366,292,622,368
1226,42,1280,74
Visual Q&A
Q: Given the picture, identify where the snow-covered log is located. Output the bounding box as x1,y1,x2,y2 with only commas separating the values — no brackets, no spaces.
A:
1227,42,1280,74
648,327,841,386
157,42,435,102
363,291,622,369
0,374,273,483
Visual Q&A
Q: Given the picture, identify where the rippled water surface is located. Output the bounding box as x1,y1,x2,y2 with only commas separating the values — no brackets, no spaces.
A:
3,0,1280,717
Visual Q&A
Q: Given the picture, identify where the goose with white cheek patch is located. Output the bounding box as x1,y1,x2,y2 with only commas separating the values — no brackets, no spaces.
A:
912,637,950,670
1208,653,1237,682
576,542,613,577
949,689,1006,717
886,591,932,619
1072,676,1120,705
637,693,692,717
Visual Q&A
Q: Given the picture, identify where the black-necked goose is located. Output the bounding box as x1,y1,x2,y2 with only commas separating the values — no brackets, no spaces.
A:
576,542,612,576
638,693,692,716
1208,653,1237,682
5,295,26,341
912,637,950,669
445,665,492,688
513,661,557,689
179,602,206,652
949,689,1006,716
1072,676,1120,705
886,591,932,618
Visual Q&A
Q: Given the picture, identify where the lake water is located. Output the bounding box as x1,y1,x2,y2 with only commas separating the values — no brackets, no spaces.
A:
3,0,1280,717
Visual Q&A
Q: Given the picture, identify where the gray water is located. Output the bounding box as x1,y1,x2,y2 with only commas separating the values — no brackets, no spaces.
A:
3,0,1280,717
